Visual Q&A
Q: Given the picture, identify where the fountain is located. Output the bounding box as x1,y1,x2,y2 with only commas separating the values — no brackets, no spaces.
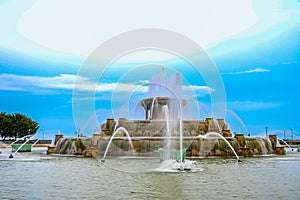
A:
101,127,134,162
196,132,240,161
49,68,286,169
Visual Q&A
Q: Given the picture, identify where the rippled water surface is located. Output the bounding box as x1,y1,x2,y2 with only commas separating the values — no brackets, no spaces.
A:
1,148,299,199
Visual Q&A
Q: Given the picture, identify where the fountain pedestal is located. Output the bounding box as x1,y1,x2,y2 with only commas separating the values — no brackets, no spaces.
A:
140,97,186,120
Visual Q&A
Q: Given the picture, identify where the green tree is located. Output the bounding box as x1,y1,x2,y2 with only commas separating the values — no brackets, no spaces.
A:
0,112,10,139
0,112,39,140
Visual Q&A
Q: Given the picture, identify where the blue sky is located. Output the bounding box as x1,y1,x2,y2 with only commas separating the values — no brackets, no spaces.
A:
1,0,300,139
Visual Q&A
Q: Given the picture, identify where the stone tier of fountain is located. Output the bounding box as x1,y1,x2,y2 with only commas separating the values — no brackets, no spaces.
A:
49,116,285,158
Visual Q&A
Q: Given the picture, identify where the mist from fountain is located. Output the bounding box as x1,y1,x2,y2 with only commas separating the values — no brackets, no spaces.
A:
94,125,103,135
133,101,144,119
265,139,273,153
101,127,134,162
178,99,184,165
162,105,171,159
155,159,200,172
147,68,198,170
198,136,218,157
112,121,118,133
148,68,182,98
198,102,212,118
150,97,157,119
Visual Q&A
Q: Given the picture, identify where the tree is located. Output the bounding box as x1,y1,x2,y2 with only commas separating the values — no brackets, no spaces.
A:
0,112,39,140
0,112,10,139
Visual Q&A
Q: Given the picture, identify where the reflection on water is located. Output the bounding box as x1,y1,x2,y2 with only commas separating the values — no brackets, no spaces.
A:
0,147,300,199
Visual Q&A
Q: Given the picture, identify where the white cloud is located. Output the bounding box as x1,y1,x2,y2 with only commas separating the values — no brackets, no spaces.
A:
0,73,78,92
97,83,147,93
223,67,271,75
0,73,147,93
0,73,213,98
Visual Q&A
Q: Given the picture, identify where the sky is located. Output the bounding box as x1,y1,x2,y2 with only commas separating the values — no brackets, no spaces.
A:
0,0,300,139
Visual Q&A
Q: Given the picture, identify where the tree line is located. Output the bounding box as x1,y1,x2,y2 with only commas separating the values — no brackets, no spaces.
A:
0,112,39,140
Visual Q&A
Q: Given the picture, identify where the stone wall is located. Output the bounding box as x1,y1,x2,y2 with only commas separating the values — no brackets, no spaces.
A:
49,118,285,158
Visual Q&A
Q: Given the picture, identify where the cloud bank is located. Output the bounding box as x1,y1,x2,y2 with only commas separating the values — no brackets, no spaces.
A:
0,73,213,97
